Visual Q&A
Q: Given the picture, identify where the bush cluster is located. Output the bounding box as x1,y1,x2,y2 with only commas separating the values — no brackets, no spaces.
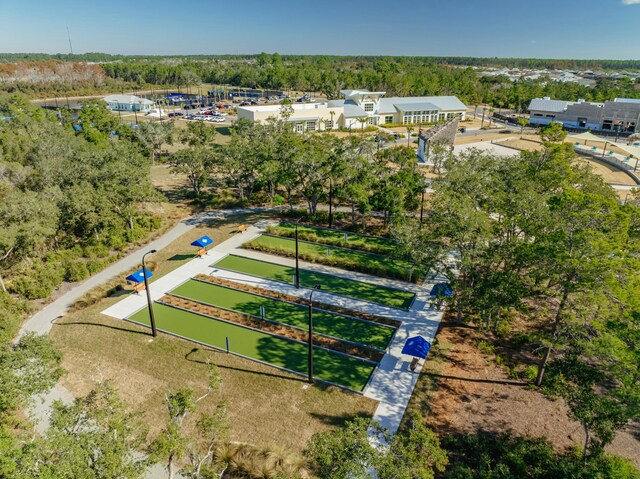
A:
244,240,423,284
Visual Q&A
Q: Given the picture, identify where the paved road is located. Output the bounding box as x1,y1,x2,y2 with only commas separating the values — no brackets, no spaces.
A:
20,207,286,479
16,207,283,340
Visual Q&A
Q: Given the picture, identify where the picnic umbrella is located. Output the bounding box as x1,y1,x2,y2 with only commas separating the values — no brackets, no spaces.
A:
402,336,431,371
430,283,452,297
125,268,153,283
191,235,214,248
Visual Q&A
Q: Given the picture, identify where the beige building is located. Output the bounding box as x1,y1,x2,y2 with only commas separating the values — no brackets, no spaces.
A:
236,89,467,132
236,102,343,132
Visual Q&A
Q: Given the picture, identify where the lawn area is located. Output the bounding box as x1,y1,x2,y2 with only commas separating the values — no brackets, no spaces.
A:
127,303,376,392
270,223,397,255
51,212,378,453
245,234,424,283
170,279,395,350
212,254,416,310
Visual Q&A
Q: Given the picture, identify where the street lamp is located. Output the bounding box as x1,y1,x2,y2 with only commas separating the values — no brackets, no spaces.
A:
294,218,303,289
308,284,322,384
142,249,158,337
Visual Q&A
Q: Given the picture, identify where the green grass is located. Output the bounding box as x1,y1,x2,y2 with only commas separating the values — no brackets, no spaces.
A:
212,254,415,310
271,223,397,255
170,279,395,350
128,303,376,391
245,234,423,282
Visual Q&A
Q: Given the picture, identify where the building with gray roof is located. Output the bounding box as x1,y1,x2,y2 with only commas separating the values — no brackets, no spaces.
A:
237,89,467,132
528,96,640,133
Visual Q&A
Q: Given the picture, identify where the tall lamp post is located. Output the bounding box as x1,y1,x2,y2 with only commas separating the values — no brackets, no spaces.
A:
308,284,322,384
142,249,158,337
295,218,303,289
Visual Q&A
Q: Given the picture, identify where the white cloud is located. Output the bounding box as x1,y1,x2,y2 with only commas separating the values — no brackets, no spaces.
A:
622,0,640,4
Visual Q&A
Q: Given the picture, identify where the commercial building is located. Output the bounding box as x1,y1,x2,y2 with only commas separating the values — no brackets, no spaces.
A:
236,89,467,133
103,94,155,112
528,97,640,133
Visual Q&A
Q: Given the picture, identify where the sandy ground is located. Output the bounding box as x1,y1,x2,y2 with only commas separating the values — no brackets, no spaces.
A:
425,324,640,468
454,132,513,145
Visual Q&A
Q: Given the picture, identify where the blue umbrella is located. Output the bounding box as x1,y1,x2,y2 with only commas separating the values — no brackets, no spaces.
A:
191,235,214,248
125,268,153,283
430,282,452,297
402,336,431,359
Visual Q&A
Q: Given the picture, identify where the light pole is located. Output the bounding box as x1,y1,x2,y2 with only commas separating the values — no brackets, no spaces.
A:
308,284,322,384
294,218,302,288
142,249,158,337
420,187,426,226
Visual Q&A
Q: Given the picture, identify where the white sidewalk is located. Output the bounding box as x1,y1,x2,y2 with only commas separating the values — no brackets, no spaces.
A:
102,223,446,442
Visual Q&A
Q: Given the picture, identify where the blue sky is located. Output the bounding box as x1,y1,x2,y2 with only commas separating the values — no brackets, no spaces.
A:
1,0,639,59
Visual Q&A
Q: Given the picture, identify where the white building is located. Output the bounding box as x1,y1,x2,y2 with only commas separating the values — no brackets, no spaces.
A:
236,89,467,132
103,94,155,112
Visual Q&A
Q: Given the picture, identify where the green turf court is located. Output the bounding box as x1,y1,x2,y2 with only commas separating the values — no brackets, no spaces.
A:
212,254,415,310
170,279,395,350
271,223,396,255
128,303,376,391
246,234,423,282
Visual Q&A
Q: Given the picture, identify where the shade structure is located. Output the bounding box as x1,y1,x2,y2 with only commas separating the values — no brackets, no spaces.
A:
613,142,640,159
125,269,153,283
569,131,606,144
430,282,452,297
191,235,214,248
402,336,431,359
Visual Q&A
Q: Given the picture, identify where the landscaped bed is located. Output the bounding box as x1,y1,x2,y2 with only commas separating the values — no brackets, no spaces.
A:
159,294,383,362
244,234,425,283
194,274,402,328
268,223,397,255
169,279,395,350
212,254,416,310
127,302,377,392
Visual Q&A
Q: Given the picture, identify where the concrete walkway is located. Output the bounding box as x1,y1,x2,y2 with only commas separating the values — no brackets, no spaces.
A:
17,207,280,339
23,211,445,477
19,207,281,479
102,222,447,443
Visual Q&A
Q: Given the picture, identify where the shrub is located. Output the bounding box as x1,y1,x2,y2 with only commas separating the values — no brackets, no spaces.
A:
9,261,65,300
243,239,424,283
87,258,109,275
65,260,90,282
83,244,110,259
475,339,495,356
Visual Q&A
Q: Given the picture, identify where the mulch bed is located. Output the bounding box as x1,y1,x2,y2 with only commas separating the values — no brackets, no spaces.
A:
159,294,383,363
194,274,401,328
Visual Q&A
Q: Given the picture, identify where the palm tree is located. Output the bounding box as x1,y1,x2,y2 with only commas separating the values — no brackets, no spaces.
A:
406,126,415,146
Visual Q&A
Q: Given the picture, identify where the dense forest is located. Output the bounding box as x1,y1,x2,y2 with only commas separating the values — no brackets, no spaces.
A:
2,52,640,70
0,94,162,300
1,54,638,111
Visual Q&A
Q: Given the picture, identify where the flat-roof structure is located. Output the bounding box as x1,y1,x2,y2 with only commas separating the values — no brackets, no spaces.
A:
237,89,467,133
528,96,640,133
103,94,155,112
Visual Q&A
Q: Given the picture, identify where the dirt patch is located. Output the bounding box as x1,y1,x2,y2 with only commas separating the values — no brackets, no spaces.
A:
454,132,513,145
499,137,546,152
574,156,638,186
422,323,640,468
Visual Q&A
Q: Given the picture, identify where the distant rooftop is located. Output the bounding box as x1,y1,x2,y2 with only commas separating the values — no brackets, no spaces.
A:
103,94,154,105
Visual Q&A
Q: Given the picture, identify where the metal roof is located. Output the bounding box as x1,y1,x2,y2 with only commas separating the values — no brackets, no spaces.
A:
394,102,440,112
615,98,640,104
528,98,570,113
343,104,367,118
103,94,154,105
378,96,466,114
